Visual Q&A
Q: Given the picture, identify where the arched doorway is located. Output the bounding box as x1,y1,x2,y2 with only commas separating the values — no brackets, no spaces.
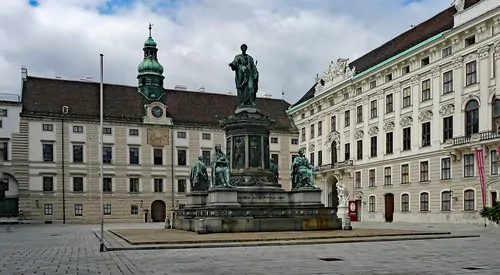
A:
151,200,166,222
331,141,338,165
384,193,394,222
0,172,19,218
327,176,339,208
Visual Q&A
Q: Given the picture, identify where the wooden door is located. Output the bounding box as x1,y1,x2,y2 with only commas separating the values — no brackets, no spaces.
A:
384,194,394,222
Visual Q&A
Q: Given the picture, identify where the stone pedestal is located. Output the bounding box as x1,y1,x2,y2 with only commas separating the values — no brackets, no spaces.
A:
290,187,323,206
337,205,352,230
207,187,241,208
186,191,208,208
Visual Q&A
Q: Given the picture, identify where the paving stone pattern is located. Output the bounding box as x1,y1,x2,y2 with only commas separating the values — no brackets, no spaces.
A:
1,222,500,274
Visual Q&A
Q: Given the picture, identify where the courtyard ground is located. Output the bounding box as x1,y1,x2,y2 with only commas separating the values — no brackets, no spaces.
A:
0,221,498,274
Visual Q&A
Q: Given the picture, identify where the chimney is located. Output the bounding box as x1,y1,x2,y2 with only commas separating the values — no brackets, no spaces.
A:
85,76,92,81
174,84,187,90
226,90,234,95
197,85,205,92
55,75,62,79
21,66,28,81
261,92,272,98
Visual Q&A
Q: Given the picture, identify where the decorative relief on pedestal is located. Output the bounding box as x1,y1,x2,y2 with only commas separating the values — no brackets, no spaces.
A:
383,121,395,132
399,116,413,127
368,126,379,136
314,58,356,95
431,66,441,77
147,128,169,147
452,56,463,68
478,46,490,59
354,130,364,140
418,110,433,122
324,131,340,145
439,104,455,116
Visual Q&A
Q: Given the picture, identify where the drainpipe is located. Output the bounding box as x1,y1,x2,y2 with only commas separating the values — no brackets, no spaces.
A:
170,126,175,214
61,118,66,224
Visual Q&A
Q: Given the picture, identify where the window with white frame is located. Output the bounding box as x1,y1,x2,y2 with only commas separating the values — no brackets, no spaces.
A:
465,61,477,86
443,70,453,94
355,171,361,188
384,167,391,185
370,100,377,118
463,154,474,178
441,191,451,211
441,157,451,180
401,194,409,212
421,79,431,101
464,190,475,211
420,192,429,212
401,164,409,184
419,161,429,182
402,87,411,107
491,150,498,175
44,204,53,215
368,196,376,212
369,169,376,187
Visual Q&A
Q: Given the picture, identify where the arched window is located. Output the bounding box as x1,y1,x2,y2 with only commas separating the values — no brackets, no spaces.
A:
441,191,452,211
464,189,475,211
368,196,376,212
419,192,429,212
465,100,479,135
401,193,410,212
492,98,500,132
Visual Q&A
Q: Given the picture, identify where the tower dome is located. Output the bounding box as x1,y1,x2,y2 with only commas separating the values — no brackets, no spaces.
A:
137,23,165,101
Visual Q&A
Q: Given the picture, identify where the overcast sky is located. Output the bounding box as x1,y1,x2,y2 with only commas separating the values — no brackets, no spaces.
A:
0,0,454,104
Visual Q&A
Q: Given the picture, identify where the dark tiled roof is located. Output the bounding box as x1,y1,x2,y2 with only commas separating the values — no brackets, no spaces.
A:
291,0,481,108
21,77,295,132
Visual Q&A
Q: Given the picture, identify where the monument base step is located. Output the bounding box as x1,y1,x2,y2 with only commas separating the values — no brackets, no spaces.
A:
174,216,342,233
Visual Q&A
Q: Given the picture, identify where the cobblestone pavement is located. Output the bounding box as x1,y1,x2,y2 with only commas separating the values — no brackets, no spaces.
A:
1,222,499,274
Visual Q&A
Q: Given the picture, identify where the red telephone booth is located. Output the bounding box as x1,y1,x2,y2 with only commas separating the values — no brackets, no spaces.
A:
348,200,358,222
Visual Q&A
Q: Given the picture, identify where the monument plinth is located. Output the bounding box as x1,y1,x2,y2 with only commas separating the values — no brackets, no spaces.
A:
173,44,341,233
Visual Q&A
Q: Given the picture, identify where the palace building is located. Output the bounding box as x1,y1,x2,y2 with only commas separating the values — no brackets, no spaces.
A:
288,0,500,224
0,27,298,223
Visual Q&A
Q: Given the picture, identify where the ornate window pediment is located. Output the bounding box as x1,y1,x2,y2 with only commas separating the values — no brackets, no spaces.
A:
418,110,433,122
399,116,413,127
368,126,379,136
354,130,364,140
383,122,395,132
439,104,455,116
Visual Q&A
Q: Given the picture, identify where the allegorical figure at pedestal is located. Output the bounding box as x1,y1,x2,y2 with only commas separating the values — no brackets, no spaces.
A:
270,158,279,183
291,147,317,189
189,156,209,191
249,137,261,167
228,44,259,106
211,144,231,187
233,137,245,169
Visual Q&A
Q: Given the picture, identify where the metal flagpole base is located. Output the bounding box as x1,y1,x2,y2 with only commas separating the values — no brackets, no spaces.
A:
99,243,105,252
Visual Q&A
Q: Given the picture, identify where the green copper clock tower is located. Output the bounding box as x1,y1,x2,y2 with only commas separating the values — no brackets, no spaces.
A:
137,24,165,100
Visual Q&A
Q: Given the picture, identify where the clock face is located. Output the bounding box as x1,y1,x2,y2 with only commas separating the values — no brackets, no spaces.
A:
151,106,163,118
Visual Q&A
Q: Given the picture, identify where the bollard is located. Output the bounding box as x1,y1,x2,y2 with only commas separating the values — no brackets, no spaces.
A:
343,212,352,230
164,218,170,229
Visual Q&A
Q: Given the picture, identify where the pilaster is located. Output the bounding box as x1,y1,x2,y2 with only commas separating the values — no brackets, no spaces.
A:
453,56,464,137
478,45,491,132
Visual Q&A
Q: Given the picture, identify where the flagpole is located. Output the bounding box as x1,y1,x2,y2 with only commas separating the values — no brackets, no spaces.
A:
99,54,105,252
89,137,92,205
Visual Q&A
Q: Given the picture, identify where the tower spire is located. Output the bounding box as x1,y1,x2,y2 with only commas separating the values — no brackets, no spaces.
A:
148,23,153,37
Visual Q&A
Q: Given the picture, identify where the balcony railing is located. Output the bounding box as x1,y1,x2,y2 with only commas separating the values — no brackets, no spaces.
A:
449,130,500,146
318,160,354,171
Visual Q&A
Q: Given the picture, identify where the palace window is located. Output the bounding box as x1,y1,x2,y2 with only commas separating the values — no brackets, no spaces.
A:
402,127,411,151
402,87,411,107
464,189,475,211
43,144,54,162
103,146,113,164
355,171,361,188
386,94,393,113
386,132,393,154
465,61,477,86
370,136,377,157
154,178,163,193
443,116,453,140
344,143,350,161
344,110,350,127
491,150,499,175
419,161,429,182
73,144,83,163
103,178,112,192
464,154,475,178
421,122,431,147
74,204,83,216
129,147,140,164
420,192,429,212
441,157,451,180
421,79,431,101
177,149,187,166
369,169,376,187
370,100,378,118
44,204,53,215
401,164,409,184
441,191,451,211
401,194,409,212
129,178,139,193
330,116,336,131
356,140,363,160
73,177,83,192
153,148,163,165
368,196,376,212
443,71,453,94
103,204,111,215
356,106,363,123
177,179,187,193
42,177,54,192
384,167,392,185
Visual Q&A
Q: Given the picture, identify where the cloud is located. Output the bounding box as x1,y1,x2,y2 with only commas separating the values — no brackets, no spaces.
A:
0,0,452,103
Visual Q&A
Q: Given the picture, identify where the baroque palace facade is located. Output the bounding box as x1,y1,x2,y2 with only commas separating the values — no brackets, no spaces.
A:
288,0,500,224
0,28,299,223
